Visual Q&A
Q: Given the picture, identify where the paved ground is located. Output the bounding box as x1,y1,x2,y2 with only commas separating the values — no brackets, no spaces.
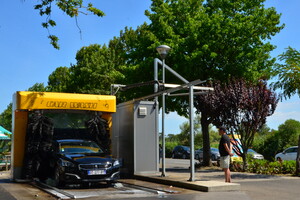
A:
1,160,300,200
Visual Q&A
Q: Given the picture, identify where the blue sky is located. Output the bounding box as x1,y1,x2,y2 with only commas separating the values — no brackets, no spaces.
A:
1,0,300,134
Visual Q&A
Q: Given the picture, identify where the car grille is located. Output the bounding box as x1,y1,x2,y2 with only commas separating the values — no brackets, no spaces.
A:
79,163,111,170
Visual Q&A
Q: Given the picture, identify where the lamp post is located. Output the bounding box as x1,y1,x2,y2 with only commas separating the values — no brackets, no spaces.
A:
156,45,171,177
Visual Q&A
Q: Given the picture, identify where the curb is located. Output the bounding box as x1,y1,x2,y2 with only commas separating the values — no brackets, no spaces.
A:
133,174,240,192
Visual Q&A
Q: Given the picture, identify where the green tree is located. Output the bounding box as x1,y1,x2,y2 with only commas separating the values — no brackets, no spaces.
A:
277,119,300,150
67,44,124,95
272,47,300,99
0,104,12,132
108,24,159,102
252,124,272,154
256,119,300,160
177,115,202,146
114,0,283,166
47,67,70,92
28,83,47,92
254,129,279,160
0,83,48,131
166,134,180,142
0,133,11,159
14,0,284,167
27,0,104,49
175,115,218,148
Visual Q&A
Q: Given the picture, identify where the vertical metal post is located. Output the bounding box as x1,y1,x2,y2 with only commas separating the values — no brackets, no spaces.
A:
189,85,195,181
156,45,170,177
154,59,160,172
161,58,166,177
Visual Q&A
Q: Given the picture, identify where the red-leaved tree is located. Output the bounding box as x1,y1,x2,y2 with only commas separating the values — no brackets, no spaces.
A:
195,79,278,169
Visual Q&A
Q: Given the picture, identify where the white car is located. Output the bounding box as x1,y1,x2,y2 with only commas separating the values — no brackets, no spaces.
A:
247,149,264,160
275,146,298,161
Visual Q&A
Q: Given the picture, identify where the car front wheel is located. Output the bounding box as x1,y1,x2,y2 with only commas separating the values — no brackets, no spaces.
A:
54,166,65,188
106,181,115,187
211,154,216,161
276,157,282,162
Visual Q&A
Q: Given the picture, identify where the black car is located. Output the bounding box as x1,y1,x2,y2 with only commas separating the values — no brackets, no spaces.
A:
50,139,120,187
195,147,220,162
172,145,190,159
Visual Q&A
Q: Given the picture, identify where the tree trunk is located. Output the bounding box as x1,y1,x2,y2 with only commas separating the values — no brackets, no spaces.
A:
201,112,212,166
242,153,248,172
296,136,300,176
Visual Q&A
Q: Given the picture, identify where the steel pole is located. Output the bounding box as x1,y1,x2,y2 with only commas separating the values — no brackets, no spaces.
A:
154,59,159,172
189,85,195,181
161,58,166,177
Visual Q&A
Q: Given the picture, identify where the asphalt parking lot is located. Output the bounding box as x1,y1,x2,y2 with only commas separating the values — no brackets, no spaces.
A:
1,158,300,200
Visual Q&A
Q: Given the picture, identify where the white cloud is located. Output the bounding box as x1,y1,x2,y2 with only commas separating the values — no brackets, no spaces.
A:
266,97,300,130
159,111,187,135
161,96,300,133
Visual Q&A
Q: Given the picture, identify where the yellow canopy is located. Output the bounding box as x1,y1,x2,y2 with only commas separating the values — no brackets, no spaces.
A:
13,91,116,112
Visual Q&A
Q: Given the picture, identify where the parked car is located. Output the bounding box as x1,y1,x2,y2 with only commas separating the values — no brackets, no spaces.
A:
172,145,190,159
275,146,298,161
50,139,121,187
247,149,264,160
195,147,220,161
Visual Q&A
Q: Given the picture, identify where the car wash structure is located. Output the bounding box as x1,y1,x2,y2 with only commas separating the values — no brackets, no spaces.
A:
111,45,214,181
11,91,116,181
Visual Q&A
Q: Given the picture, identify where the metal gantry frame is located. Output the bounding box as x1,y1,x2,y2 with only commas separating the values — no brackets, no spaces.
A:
110,55,214,182
154,58,213,181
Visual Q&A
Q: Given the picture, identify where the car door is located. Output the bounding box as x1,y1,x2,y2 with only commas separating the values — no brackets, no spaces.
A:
285,147,296,160
178,146,184,158
198,148,204,160
173,146,181,158
288,147,298,160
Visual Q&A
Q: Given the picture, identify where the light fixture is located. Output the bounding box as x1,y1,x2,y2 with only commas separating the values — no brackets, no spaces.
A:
156,45,171,59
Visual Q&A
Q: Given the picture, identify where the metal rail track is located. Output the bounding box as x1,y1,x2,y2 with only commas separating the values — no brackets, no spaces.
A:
31,180,177,199
32,180,76,199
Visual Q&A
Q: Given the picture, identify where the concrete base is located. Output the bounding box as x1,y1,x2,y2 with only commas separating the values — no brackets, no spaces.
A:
133,174,240,192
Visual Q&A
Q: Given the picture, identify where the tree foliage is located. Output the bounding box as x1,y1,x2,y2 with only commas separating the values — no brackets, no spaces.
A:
99,0,283,166
67,44,125,95
276,119,300,150
0,83,47,131
254,119,300,160
0,103,12,132
196,79,279,167
31,0,104,49
46,44,125,96
272,47,300,99
47,67,71,92
138,0,284,165
27,83,47,92
177,115,202,146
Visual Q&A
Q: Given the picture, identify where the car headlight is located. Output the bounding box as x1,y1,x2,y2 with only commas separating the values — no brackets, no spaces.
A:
61,159,75,167
113,160,120,167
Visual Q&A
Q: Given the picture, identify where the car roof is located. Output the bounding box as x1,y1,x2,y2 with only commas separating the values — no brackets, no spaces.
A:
56,139,93,143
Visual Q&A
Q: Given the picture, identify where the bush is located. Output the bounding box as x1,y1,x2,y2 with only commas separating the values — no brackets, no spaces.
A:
165,142,179,158
232,158,296,175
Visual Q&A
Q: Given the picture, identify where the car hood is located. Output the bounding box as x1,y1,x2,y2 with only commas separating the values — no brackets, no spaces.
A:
275,152,283,157
62,153,114,164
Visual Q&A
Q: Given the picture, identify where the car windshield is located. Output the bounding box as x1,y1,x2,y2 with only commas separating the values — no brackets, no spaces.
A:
183,146,190,150
248,149,256,153
211,148,218,152
59,141,104,154
199,148,218,152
